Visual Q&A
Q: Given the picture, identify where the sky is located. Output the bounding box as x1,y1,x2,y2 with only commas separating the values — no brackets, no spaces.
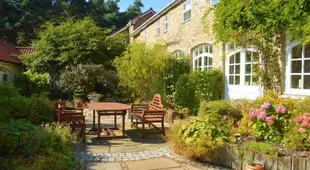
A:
118,0,172,12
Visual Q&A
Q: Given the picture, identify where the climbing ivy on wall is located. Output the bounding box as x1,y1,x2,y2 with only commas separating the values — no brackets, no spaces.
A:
204,0,310,94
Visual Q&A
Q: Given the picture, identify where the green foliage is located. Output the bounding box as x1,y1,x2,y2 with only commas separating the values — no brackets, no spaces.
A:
208,0,310,94
60,64,117,100
242,142,278,157
14,70,50,97
0,83,53,124
0,120,78,170
164,55,190,108
22,17,125,76
168,114,231,161
198,100,242,122
114,42,168,101
175,69,223,114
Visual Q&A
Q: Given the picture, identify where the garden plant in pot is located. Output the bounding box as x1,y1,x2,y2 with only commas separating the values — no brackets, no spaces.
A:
74,86,84,109
87,92,101,103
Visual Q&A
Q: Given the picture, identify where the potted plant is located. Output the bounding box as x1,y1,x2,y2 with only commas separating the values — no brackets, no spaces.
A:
245,161,264,170
74,86,84,108
87,92,101,103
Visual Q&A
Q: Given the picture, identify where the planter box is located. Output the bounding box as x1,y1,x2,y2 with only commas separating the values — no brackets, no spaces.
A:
212,146,310,170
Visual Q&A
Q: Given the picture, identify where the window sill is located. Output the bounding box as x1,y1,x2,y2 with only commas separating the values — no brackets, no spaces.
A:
182,18,191,24
164,30,168,33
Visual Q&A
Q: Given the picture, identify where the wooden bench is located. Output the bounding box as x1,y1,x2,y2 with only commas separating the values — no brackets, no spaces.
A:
54,102,86,142
131,94,166,137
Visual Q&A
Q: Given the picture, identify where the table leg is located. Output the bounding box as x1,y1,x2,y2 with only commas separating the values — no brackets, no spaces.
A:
98,114,100,138
92,110,96,130
114,111,117,129
122,111,125,137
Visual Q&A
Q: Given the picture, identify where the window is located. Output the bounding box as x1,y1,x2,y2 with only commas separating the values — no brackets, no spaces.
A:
245,51,259,86
193,44,213,71
164,15,168,32
157,20,160,36
228,52,241,85
144,30,147,41
3,74,8,82
289,44,310,90
210,0,219,6
182,0,191,22
172,50,184,58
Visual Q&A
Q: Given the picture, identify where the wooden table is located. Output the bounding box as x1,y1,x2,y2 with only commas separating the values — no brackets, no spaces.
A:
87,102,130,139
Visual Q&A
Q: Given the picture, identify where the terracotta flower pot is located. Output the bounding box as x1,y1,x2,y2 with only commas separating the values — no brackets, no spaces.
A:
245,163,264,170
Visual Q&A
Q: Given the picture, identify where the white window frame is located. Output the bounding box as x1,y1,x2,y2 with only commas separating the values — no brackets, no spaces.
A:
210,0,220,6
164,15,168,32
192,44,213,71
157,20,160,36
144,30,147,41
182,0,191,23
285,41,310,95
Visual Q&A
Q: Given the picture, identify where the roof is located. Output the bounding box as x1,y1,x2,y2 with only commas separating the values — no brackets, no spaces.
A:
110,8,156,37
0,39,34,65
132,0,181,36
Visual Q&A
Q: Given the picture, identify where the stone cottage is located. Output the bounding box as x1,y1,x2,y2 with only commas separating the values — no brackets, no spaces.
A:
113,0,310,100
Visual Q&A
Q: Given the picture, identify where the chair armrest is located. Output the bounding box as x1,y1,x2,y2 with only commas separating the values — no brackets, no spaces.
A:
131,104,149,113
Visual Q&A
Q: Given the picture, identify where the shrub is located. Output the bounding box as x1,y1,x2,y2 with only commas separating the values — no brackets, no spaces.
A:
242,142,278,157
168,113,231,161
174,69,223,114
0,83,53,124
198,100,242,122
0,120,78,170
14,70,50,97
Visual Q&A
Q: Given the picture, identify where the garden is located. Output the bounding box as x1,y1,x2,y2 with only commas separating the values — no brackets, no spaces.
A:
2,0,310,170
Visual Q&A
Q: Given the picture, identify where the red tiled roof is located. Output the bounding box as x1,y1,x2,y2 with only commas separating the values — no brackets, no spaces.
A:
0,39,23,65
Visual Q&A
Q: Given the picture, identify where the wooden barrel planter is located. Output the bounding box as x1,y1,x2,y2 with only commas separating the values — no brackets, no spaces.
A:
211,146,310,170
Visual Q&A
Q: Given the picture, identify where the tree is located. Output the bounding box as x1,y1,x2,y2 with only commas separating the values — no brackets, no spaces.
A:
59,64,117,100
21,17,126,76
113,42,168,101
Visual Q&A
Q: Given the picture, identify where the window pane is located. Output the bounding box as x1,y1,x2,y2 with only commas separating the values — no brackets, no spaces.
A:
245,64,251,74
246,51,252,62
3,74,8,82
291,75,302,89
229,65,234,74
305,44,310,58
292,60,302,73
195,59,198,67
204,45,209,53
235,52,240,63
304,75,310,89
235,65,240,74
229,76,234,85
198,57,202,66
204,56,208,66
195,49,199,56
305,60,310,73
292,45,302,59
245,76,251,86
199,46,203,54
235,76,240,85
209,45,212,53
229,56,234,64
209,57,213,66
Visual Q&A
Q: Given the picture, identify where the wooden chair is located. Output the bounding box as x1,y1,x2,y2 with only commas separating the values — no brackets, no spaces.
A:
54,102,86,142
131,94,166,137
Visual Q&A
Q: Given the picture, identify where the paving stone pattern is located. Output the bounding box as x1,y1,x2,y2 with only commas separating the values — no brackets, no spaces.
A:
74,147,230,170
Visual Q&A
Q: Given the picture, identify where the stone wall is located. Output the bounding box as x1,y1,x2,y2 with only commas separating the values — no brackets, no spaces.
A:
133,0,223,70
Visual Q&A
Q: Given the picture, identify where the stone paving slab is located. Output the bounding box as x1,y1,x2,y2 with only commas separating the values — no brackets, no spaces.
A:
87,162,122,170
125,158,181,170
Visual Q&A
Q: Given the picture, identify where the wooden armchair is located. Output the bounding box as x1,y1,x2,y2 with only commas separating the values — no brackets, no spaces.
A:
131,94,166,137
54,101,86,142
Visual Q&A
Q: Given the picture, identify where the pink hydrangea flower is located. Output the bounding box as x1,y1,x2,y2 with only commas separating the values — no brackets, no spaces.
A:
298,128,307,133
275,106,286,114
301,120,309,127
248,108,256,120
295,116,303,123
261,103,271,110
265,116,275,125
223,115,229,120
303,113,309,117
257,110,267,120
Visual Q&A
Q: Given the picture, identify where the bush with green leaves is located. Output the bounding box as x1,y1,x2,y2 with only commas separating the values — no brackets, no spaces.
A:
198,100,242,123
174,69,223,114
0,82,53,124
168,113,231,161
0,120,78,170
14,70,50,97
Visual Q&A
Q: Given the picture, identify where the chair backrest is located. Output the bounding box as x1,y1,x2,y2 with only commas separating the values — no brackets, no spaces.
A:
53,101,66,122
148,94,164,110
